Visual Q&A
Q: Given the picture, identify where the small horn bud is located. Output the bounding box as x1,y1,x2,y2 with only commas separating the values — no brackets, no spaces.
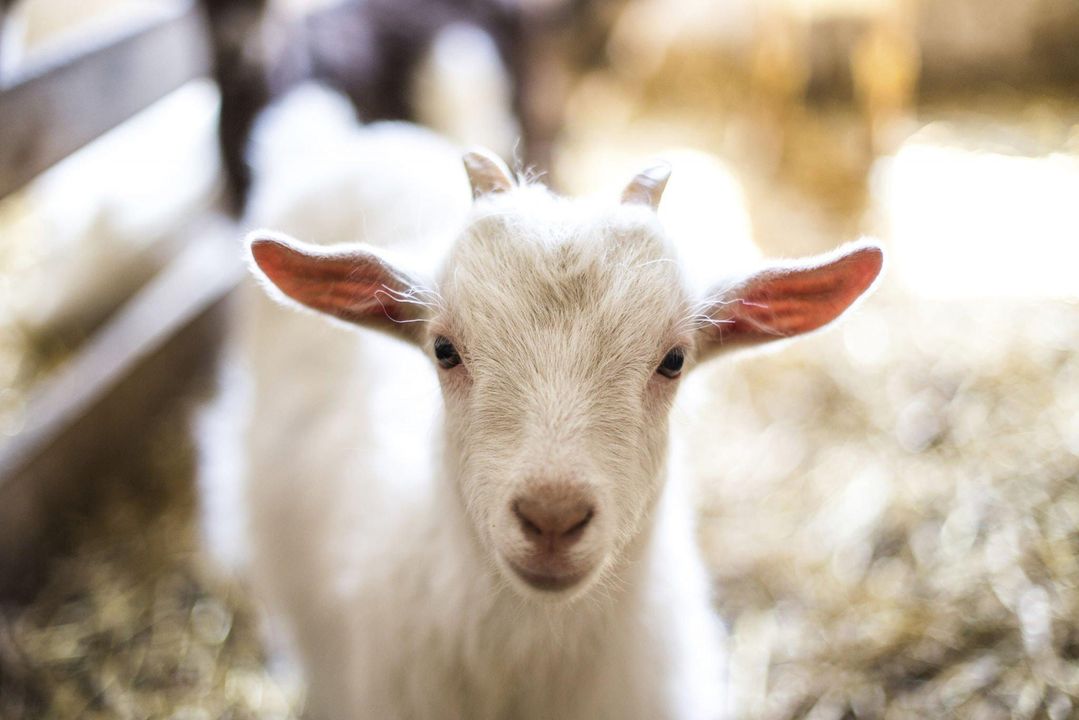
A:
621,163,671,210
463,148,515,199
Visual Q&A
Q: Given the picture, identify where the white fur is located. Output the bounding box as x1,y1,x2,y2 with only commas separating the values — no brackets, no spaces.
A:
201,86,736,719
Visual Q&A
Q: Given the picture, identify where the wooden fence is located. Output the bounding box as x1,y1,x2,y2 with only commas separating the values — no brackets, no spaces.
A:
0,1,242,598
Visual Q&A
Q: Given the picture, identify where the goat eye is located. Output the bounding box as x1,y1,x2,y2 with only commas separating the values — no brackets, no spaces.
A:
434,336,462,369
657,347,684,379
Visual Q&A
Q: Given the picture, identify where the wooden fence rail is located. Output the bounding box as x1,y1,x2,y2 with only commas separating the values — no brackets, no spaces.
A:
0,1,240,598
0,1,211,199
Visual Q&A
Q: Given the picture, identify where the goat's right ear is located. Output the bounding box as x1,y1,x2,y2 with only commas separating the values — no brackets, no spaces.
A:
247,231,431,344
694,242,884,361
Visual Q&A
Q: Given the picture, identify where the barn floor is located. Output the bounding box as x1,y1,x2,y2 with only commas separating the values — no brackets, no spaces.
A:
2,86,1079,718
696,292,1079,719
0,398,301,719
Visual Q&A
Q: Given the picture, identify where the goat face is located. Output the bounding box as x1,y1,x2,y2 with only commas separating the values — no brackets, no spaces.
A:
432,195,690,599
246,150,883,603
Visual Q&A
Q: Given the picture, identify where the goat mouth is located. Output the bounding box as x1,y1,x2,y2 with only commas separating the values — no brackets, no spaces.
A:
507,560,587,593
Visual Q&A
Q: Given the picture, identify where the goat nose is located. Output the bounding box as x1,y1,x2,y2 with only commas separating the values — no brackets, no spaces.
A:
512,484,595,552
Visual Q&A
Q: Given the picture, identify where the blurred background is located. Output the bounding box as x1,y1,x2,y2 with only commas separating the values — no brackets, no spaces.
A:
0,0,1078,717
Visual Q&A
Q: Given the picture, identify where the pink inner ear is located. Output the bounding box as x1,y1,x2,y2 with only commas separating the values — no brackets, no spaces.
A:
707,246,883,346
250,238,419,328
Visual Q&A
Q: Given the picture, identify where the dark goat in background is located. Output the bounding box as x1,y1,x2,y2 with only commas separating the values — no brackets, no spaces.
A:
0,0,621,211
200,0,614,213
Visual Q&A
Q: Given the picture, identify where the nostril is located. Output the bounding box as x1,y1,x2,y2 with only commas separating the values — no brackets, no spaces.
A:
562,508,594,540
513,500,544,538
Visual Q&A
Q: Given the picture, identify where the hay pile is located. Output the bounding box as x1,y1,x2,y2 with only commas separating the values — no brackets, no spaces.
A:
695,289,1079,719
0,410,300,719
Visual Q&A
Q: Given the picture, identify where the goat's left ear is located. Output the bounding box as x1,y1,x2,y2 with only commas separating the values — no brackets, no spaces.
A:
696,243,883,360
247,231,430,345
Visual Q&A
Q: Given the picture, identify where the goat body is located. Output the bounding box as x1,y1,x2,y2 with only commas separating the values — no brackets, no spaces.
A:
200,86,881,719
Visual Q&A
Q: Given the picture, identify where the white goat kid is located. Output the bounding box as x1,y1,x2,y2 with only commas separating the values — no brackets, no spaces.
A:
238,149,883,719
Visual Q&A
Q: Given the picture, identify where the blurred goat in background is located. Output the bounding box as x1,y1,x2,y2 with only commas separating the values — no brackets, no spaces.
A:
200,0,625,211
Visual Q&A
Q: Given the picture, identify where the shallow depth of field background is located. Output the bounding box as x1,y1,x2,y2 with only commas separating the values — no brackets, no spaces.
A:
1,0,1079,717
